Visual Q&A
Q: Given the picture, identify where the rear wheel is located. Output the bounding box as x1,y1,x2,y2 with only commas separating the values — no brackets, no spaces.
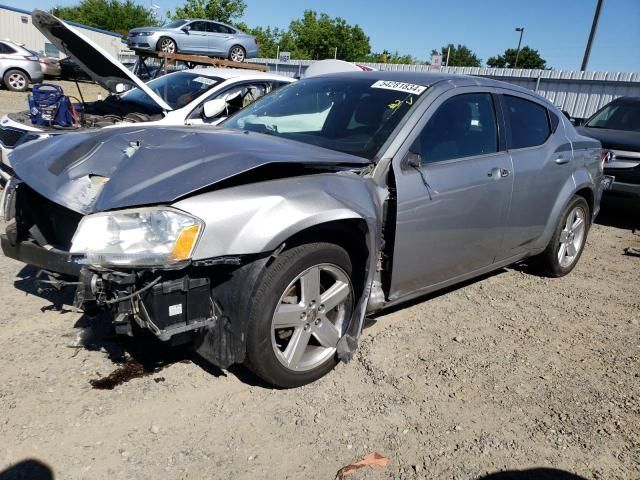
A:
245,243,354,388
157,37,177,54
228,45,246,62
533,196,590,277
3,69,29,92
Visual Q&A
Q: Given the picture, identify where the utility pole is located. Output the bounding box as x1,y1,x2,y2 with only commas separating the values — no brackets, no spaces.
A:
514,27,524,68
581,0,604,71
445,46,451,67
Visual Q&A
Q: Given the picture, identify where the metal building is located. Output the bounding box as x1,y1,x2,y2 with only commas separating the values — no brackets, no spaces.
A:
252,58,640,121
0,3,126,59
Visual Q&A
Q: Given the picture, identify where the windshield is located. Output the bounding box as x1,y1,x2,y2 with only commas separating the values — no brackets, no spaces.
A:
221,77,428,160
164,20,188,28
122,71,223,111
586,101,640,132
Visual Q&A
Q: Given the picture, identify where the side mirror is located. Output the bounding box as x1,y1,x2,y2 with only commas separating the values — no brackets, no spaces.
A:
407,151,422,168
182,25,191,33
203,98,227,118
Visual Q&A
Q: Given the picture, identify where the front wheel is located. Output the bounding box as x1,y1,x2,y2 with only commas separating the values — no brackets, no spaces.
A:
533,196,590,277
245,243,354,388
3,69,29,92
157,37,177,54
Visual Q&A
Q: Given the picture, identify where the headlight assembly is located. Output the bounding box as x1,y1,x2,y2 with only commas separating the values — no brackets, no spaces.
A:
70,207,203,267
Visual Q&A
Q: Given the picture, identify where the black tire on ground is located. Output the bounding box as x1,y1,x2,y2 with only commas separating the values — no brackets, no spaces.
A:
157,37,177,54
532,196,590,277
228,45,246,62
3,69,29,92
244,243,353,388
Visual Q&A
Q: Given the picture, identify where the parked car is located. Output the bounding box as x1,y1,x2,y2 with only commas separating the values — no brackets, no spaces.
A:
128,19,259,62
59,57,91,81
27,49,61,77
0,10,293,183
0,40,44,91
577,96,640,198
1,71,606,388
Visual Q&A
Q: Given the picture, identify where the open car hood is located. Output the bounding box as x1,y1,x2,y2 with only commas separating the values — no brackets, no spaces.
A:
32,10,172,112
10,126,370,215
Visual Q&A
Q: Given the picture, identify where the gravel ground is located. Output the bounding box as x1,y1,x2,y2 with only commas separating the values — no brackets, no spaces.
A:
0,198,637,480
0,86,638,479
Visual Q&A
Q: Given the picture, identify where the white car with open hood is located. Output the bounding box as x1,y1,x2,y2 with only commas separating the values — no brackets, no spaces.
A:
0,10,294,183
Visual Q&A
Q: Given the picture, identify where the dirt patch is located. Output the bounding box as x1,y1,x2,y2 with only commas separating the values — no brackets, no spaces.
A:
0,200,638,479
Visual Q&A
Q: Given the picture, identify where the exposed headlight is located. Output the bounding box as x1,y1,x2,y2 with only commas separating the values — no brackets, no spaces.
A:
70,207,203,267
136,31,154,36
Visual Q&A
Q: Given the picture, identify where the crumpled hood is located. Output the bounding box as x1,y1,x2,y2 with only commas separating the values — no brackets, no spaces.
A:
577,127,640,152
10,126,369,215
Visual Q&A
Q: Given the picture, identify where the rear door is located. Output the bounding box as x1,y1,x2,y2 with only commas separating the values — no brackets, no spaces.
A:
183,21,210,52
496,90,570,258
207,23,233,55
390,87,514,298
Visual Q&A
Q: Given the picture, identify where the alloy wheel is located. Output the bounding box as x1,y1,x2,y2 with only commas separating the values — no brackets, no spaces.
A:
8,73,26,90
558,205,586,268
159,38,176,53
230,46,245,62
270,264,353,372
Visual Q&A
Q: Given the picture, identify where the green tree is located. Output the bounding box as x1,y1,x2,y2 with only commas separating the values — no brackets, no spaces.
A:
432,44,481,67
287,10,370,61
487,46,547,69
361,50,421,64
52,0,159,34
169,0,246,23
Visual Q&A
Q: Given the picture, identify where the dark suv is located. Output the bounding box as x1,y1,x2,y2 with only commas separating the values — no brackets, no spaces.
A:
578,96,640,198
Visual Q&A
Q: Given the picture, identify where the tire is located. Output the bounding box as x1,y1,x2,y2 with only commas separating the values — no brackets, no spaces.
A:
3,69,29,92
157,37,177,54
533,196,590,277
245,243,354,388
228,45,246,63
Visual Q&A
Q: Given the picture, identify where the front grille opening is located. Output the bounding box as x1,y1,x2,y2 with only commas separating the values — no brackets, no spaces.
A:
15,185,83,251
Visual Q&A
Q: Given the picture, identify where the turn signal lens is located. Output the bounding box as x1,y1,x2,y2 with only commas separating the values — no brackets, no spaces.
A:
171,224,201,261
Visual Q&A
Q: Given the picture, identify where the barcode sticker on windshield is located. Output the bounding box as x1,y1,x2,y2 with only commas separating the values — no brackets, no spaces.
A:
193,76,216,85
371,80,427,95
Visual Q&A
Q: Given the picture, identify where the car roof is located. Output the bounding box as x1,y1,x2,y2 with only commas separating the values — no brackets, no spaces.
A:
178,67,294,81
315,70,553,106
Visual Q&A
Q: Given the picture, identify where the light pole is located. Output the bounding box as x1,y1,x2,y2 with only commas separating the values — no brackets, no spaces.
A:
581,0,604,71
514,27,524,68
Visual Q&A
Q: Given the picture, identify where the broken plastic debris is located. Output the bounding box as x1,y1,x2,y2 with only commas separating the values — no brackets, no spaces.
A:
335,452,389,480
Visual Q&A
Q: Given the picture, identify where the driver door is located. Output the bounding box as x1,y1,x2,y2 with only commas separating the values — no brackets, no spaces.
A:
182,21,209,52
389,88,514,299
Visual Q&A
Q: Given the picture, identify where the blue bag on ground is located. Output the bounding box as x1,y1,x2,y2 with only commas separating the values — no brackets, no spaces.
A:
28,83,77,127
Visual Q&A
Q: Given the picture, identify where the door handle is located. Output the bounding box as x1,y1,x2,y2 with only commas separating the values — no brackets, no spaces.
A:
555,156,570,165
487,168,510,178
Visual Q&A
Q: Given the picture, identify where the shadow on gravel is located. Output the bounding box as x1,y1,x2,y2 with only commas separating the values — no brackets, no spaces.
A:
0,459,54,480
12,266,76,312
73,312,270,389
477,468,586,479
596,195,640,231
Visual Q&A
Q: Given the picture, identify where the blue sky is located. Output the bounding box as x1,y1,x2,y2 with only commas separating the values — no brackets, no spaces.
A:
4,0,639,71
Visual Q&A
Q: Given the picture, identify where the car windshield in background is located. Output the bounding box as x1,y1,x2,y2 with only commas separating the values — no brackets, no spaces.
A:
222,77,428,160
164,20,188,28
123,72,223,111
586,101,640,132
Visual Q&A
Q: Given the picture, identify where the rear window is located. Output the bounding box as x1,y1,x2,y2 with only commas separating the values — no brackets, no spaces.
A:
0,42,17,54
503,95,551,149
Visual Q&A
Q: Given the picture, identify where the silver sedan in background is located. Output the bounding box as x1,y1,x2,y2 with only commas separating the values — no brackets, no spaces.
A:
0,40,44,91
128,19,259,62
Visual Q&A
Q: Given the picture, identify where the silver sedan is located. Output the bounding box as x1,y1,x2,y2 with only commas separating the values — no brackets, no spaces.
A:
128,19,259,62
2,72,606,388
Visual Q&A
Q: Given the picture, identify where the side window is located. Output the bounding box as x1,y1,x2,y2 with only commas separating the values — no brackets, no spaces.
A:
412,93,498,164
503,95,551,149
0,43,16,54
189,21,208,32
